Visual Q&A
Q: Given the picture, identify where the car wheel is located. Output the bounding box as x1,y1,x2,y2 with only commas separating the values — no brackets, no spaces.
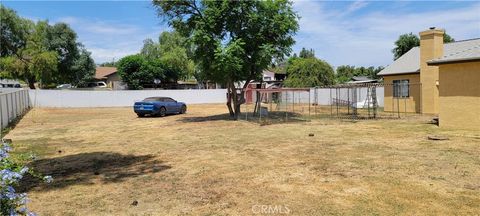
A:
137,113,145,118
159,107,166,117
180,105,187,114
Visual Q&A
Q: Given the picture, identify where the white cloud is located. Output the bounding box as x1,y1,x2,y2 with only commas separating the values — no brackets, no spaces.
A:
50,2,480,66
56,16,79,24
53,17,166,63
344,1,369,15
293,1,480,67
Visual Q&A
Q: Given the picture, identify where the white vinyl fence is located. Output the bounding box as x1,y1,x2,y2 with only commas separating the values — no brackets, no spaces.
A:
28,87,385,108
29,89,228,108
0,89,30,131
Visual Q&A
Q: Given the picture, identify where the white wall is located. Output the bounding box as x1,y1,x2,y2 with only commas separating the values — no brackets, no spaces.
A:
311,87,385,107
26,87,385,108
0,89,30,131
29,89,228,108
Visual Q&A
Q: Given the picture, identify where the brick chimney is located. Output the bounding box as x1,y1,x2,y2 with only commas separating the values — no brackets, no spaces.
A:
419,27,444,114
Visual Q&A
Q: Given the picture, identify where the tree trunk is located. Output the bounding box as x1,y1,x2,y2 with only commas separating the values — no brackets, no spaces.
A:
234,102,241,120
225,80,250,120
27,77,36,89
231,82,239,120
226,82,235,118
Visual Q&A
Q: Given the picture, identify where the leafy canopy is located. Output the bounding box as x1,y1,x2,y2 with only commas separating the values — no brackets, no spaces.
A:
117,55,147,90
153,0,299,118
117,31,195,89
335,65,384,83
299,48,315,59
284,54,335,88
72,45,96,87
0,5,94,88
0,5,32,57
141,31,195,82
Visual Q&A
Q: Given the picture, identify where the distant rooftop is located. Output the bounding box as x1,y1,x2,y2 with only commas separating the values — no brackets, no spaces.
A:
95,67,117,79
346,76,377,84
351,76,373,81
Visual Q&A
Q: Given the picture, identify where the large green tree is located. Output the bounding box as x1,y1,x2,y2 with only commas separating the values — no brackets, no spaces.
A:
140,38,161,60
71,45,96,86
0,14,58,89
335,65,384,83
392,32,454,60
284,57,335,87
117,54,164,90
46,22,81,84
140,31,195,82
0,5,32,57
116,55,146,90
153,0,299,119
335,65,356,83
0,6,94,88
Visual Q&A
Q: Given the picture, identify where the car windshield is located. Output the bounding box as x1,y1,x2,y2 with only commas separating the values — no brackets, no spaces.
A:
143,97,165,102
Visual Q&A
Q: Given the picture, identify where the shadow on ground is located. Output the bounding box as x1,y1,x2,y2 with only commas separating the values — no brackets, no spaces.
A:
177,113,233,122
177,111,309,125
137,113,179,118
19,152,171,192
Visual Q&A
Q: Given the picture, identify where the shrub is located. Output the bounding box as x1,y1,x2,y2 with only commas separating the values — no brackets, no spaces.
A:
284,57,335,87
1,140,51,215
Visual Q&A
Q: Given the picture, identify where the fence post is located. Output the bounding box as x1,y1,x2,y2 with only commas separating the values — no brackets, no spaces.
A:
14,91,18,117
7,93,11,123
0,95,4,131
330,88,332,116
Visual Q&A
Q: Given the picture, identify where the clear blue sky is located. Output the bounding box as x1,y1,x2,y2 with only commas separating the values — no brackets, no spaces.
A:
3,0,480,67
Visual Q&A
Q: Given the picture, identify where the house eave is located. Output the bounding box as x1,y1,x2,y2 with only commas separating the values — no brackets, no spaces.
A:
427,57,480,65
379,71,420,76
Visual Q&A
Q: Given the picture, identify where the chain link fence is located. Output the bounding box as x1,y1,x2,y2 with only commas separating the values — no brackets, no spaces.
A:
241,83,422,124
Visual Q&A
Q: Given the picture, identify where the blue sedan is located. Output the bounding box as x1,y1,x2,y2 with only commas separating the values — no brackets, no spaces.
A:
133,97,187,117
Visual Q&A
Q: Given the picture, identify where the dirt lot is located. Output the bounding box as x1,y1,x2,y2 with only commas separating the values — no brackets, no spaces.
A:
6,104,480,215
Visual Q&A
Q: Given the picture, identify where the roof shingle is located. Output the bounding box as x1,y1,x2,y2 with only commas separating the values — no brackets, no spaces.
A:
95,67,117,79
428,39,480,64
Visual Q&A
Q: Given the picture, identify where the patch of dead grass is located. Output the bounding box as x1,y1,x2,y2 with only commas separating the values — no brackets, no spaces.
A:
6,104,480,215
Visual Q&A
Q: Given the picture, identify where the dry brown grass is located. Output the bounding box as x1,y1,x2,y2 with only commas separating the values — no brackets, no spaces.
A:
6,104,480,215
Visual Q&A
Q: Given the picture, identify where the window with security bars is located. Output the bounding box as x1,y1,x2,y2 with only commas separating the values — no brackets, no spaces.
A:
393,79,409,98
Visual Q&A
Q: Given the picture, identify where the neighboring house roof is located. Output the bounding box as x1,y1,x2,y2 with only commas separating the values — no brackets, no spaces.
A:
95,67,117,79
263,70,275,77
346,76,377,84
262,70,277,82
104,71,121,79
351,76,372,81
378,38,480,76
377,47,420,76
346,80,377,84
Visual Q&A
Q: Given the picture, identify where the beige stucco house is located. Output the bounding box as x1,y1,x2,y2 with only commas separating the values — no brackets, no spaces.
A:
378,28,480,129
95,67,126,89
427,44,480,129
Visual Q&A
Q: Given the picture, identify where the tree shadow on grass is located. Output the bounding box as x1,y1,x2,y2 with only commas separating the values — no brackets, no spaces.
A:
177,111,309,125
18,152,171,192
177,113,233,122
